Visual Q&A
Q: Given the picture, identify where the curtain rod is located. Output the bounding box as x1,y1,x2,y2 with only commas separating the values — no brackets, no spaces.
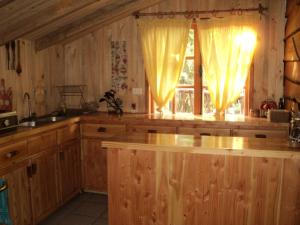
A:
134,4,267,19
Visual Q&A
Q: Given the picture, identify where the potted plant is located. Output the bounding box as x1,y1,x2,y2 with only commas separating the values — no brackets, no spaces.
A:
99,89,123,116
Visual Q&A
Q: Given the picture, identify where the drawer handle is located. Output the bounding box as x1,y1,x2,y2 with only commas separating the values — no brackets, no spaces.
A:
31,163,37,175
97,127,107,132
200,133,211,136
59,151,65,161
5,150,18,159
0,184,7,192
255,134,267,138
27,165,32,178
148,129,157,133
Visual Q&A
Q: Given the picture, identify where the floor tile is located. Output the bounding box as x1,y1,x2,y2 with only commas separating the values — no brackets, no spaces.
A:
85,193,108,204
92,218,108,225
39,193,108,225
58,214,95,225
72,201,106,218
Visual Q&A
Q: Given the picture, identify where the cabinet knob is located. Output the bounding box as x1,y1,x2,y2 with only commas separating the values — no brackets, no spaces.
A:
59,151,65,160
200,133,211,136
5,150,18,159
255,134,267,138
97,127,107,132
148,129,157,133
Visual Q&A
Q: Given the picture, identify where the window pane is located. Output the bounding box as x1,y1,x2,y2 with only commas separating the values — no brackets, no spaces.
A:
202,87,215,114
179,59,194,85
175,88,194,114
186,29,195,57
202,87,245,116
225,89,245,115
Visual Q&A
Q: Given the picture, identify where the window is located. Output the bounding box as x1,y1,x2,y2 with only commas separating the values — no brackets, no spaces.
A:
148,23,252,116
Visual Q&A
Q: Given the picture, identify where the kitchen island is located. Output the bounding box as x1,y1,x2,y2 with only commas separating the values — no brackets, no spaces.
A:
102,133,300,225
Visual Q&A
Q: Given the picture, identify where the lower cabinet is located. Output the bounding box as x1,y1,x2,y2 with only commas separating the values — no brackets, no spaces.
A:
59,139,81,204
1,160,32,225
82,139,107,193
29,147,60,224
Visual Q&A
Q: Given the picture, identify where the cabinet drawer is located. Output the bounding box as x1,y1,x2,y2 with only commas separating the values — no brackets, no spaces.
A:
178,127,230,136
0,140,28,168
128,125,176,134
232,129,288,138
82,124,126,138
28,130,57,155
57,123,80,144
178,127,231,136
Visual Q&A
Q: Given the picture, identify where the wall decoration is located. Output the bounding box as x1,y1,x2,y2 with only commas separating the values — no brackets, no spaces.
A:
111,41,128,94
0,79,13,112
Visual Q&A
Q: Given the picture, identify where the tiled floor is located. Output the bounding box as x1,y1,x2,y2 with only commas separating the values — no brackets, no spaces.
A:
39,193,108,225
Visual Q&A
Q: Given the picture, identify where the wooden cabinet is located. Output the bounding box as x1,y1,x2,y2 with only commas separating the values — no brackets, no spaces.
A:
0,160,32,225
0,140,28,169
82,123,126,138
82,123,126,193
178,127,231,136
127,125,177,134
29,147,60,224
232,129,288,138
82,139,107,193
58,139,81,203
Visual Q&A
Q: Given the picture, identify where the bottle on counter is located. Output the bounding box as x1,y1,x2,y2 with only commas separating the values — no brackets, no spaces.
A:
278,97,285,110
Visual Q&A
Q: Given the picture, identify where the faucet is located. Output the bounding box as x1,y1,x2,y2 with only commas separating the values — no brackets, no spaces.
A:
23,92,32,119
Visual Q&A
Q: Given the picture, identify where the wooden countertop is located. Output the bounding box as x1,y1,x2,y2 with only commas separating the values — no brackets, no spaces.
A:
102,133,300,159
0,117,80,145
81,112,289,129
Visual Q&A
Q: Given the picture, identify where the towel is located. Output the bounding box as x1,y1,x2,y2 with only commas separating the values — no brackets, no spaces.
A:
0,179,12,225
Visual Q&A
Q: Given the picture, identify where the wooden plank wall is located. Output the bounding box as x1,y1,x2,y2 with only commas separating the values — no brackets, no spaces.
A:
0,40,64,118
284,0,300,111
107,148,300,225
63,0,286,113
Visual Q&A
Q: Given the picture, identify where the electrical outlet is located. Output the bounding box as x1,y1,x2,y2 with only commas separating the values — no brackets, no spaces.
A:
132,88,143,96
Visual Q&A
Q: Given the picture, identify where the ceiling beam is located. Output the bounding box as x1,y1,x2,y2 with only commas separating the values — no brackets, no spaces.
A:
25,0,124,40
35,0,163,51
0,0,122,45
0,0,14,8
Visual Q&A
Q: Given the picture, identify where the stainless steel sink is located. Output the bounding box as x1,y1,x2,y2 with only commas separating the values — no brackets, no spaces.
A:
19,116,68,127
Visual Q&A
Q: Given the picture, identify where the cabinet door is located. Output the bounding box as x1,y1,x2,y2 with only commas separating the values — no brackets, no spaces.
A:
82,139,107,193
30,147,60,224
59,139,81,203
1,160,32,225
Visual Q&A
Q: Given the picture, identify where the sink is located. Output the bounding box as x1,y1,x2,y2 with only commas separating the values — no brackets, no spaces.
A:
19,116,68,127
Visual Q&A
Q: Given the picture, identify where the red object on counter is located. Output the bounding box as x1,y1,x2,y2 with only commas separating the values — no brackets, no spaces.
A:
260,99,277,110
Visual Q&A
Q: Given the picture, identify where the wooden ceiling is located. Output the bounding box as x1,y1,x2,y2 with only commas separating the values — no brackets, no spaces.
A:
0,0,163,51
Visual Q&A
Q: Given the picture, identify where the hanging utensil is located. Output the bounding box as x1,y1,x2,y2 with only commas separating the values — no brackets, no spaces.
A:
10,40,15,70
5,42,10,70
16,40,22,75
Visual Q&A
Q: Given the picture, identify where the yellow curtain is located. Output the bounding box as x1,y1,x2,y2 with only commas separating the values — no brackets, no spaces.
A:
138,19,191,112
197,16,257,114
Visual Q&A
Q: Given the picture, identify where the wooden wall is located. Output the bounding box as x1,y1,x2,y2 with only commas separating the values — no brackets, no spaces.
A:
62,0,286,113
0,40,64,118
0,0,287,116
284,0,300,111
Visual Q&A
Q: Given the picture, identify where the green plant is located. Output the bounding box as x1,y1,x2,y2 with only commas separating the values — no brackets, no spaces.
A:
99,89,123,115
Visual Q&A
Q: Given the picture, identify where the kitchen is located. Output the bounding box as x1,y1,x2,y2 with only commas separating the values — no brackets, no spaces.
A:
0,0,299,225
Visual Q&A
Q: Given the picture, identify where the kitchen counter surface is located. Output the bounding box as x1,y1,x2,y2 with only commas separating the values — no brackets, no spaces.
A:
102,133,300,159
81,112,289,130
0,116,80,145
